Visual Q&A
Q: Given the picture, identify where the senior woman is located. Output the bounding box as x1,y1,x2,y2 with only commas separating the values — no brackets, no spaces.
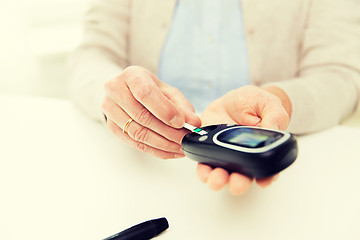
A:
68,0,360,195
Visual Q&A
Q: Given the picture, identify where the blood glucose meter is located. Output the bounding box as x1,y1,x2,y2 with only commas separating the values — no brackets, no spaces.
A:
182,124,298,178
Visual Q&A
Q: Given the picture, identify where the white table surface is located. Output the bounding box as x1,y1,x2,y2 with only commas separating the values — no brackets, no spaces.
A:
1,94,360,240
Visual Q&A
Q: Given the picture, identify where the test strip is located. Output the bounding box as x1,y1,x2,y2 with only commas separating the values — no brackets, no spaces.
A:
183,123,208,136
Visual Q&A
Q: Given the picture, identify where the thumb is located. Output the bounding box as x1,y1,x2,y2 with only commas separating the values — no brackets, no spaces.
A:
180,106,202,127
259,105,289,130
162,85,201,127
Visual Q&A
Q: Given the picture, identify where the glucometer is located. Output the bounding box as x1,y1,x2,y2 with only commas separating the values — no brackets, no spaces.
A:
182,123,298,178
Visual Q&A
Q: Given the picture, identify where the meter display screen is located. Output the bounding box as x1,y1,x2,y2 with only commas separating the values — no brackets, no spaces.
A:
217,128,283,148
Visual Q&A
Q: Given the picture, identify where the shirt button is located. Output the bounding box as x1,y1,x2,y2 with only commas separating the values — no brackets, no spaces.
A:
247,28,255,35
252,77,261,85
162,23,168,30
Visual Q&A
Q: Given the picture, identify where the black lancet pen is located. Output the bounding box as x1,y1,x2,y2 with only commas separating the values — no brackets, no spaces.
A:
103,217,169,240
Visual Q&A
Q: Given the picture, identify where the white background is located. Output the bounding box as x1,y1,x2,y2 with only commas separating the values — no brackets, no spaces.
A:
0,0,87,98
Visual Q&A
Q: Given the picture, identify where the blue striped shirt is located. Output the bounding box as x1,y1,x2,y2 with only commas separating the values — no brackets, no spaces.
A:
158,0,250,112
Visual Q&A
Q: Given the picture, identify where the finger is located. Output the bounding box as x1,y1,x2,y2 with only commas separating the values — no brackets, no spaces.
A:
105,76,186,145
161,84,201,126
236,113,262,127
260,103,289,130
106,118,185,159
179,107,202,128
161,83,195,112
124,66,185,128
126,118,184,154
196,163,213,183
223,89,262,126
228,173,253,196
102,97,183,153
207,168,229,191
201,102,236,126
256,174,280,188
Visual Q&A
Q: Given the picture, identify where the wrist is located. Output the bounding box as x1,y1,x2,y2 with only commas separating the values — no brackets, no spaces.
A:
262,86,292,118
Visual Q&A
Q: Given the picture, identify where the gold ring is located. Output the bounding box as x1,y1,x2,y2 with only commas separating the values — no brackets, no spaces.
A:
123,118,133,134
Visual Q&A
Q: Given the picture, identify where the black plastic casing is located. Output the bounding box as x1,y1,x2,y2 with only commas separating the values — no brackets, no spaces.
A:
181,124,298,178
103,217,169,240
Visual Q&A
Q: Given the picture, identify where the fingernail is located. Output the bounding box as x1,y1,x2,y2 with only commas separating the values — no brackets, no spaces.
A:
272,124,280,130
169,115,184,128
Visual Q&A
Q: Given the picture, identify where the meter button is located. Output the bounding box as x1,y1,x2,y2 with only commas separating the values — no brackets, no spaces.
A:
198,136,208,142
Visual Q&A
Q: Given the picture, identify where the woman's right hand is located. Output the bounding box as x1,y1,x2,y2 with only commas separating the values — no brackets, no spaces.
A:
102,66,201,159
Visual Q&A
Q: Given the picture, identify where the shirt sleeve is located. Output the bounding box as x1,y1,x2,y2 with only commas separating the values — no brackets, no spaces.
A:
266,0,360,134
67,0,130,121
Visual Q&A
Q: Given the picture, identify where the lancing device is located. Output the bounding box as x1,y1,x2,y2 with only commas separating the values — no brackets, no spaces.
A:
103,217,169,240
182,123,298,178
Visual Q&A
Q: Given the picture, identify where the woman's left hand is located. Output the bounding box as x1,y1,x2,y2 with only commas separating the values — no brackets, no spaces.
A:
198,85,291,195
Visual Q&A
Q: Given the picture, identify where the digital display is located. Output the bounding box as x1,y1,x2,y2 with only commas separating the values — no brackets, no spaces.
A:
217,128,283,148
226,132,269,147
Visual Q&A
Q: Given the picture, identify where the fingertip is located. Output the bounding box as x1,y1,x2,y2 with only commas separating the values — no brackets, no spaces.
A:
207,168,229,191
169,114,185,128
196,163,212,183
259,117,280,130
260,105,289,131
256,179,272,188
181,108,201,128
256,174,279,188
228,173,253,196
271,124,280,130
272,173,280,182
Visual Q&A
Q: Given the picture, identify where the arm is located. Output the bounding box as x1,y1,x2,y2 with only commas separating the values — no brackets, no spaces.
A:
197,0,360,195
67,0,130,121
267,0,360,134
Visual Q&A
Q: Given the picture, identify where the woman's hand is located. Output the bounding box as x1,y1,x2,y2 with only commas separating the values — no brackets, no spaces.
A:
198,85,291,195
102,66,201,159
